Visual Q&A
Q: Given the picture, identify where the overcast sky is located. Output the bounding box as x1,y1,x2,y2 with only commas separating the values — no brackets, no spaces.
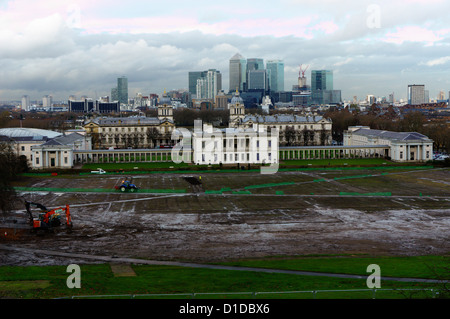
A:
1,0,450,102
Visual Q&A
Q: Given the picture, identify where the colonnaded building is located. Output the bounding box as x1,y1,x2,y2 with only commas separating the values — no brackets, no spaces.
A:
83,95,175,149
344,126,434,162
228,91,332,146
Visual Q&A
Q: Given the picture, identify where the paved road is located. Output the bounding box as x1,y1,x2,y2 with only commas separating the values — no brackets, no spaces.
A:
1,244,446,284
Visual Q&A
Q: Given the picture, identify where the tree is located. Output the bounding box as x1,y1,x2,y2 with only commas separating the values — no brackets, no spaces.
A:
284,126,296,146
146,127,160,148
0,142,28,213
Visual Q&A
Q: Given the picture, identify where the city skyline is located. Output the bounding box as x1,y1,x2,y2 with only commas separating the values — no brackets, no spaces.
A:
1,0,450,102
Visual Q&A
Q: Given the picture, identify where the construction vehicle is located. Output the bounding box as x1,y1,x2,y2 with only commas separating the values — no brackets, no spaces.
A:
114,177,139,192
25,201,73,233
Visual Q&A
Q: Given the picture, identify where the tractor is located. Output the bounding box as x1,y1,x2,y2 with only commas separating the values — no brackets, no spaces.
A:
115,177,139,192
25,201,73,234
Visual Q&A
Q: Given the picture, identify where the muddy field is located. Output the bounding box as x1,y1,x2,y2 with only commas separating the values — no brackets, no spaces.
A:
1,167,449,266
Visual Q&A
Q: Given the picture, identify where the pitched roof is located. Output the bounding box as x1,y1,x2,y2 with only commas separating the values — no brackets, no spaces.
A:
241,114,328,124
352,128,432,142
40,133,85,146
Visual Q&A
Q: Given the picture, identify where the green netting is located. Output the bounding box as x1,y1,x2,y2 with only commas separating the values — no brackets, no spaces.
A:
339,192,392,196
232,190,252,194
276,191,284,195
244,182,296,189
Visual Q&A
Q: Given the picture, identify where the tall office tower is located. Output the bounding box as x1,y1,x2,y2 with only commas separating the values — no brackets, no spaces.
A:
311,70,333,91
111,88,118,102
189,71,207,96
196,69,222,100
266,59,284,92
407,84,425,105
388,93,394,104
247,58,264,71
438,90,445,101
229,53,247,92
247,69,268,91
310,70,341,105
21,95,30,111
42,95,53,109
117,76,128,105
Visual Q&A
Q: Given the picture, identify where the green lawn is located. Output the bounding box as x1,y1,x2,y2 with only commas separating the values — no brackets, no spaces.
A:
0,255,447,299
281,158,397,166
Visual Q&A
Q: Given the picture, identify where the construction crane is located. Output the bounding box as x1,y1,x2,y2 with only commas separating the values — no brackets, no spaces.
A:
25,201,73,233
299,64,309,78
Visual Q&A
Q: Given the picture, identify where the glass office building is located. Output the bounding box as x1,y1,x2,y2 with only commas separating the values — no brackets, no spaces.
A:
266,59,284,93
311,70,333,91
117,76,128,105
229,53,247,92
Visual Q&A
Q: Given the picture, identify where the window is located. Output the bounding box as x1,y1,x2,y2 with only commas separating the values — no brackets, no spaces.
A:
202,154,205,162
64,157,68,164
36,157,39,165
21,146,25,151
268,140,271,148
400,151,403,159
257,153,260,161
426,151,429,158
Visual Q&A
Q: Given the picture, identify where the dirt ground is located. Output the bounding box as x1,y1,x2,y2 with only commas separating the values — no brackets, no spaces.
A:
1,168,449,266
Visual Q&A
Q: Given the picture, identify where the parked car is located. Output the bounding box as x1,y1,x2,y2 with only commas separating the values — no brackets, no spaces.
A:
91,168,106,174
435,155,449,161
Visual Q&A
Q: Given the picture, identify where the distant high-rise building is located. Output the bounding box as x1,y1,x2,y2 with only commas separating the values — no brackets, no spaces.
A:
310,70,340,105
196,69,222,100
246,58,264,71
229,53,247,92
42,95,53,109
311,70,333,91
408,85,425,105
189,71,207,96
438,90,445,101
111,88,118,102
117,76,128,105
247,69,268,92
266,59,284,93
388,93,394,104
21,95,30,111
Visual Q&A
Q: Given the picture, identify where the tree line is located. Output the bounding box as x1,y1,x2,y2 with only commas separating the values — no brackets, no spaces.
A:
324,108,450,153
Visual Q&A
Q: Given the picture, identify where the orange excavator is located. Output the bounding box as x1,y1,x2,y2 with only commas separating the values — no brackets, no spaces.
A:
25,201,73,233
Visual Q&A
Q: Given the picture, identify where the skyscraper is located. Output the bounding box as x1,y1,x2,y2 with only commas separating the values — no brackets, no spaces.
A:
246,58,264,71
407,85,425,105
247,69,268,91
195,69,222,100
311,70,333,91
310,70,341,105
117,76,128,105
229,53,247,92
266,59,284,93
21,95,30,111
189,71,207,96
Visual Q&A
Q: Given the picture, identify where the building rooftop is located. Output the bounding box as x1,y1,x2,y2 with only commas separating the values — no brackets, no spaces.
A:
351,127,432,142
0,128,62,141
241,114,328,124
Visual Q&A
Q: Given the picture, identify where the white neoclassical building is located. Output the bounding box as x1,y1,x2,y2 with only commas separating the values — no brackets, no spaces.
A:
344,126,433,162
191,121,279,166
31,133,92,169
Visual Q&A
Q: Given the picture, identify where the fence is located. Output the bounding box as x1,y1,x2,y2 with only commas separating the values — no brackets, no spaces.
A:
58,288,444,300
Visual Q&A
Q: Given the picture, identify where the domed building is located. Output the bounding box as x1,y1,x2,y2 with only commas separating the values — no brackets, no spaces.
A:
228,90,245,124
